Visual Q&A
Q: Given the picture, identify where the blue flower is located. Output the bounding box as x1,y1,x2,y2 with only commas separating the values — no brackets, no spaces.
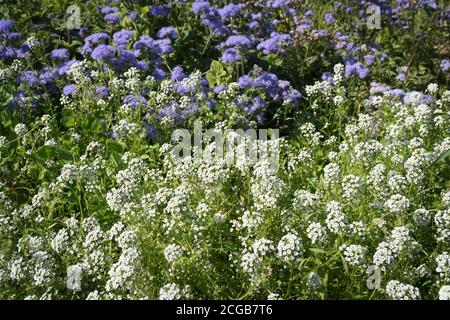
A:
192,1,211,14
82,32,109,56
129,11,138,21
113,30,134,49
223,35,253,49
441,59,450,72
171,66,186,81
95,86,109,100
0,20,14,33
104,13,120,25
91,45,116,61
19,71,39,87
123,95,148,108
221,48,240,63
257,33,291,55
157,27,178,39
150,5,171,17
63,84,77,96
324,13,336,23
50,48,69,61
218,3,243,20
152,68,166,80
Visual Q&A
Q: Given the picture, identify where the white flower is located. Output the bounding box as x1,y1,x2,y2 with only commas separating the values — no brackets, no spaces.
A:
164,244,183,264
66,264,82,292
384,194,410,214
339,244,366,267
325,201,347,234
323,163,340,185
267,292,282,300
436,252,450,280
277,233,303,262
306,222,328,245
159,283,184,300
14,123,27,135
439,286,450,300
386,280,421,300
307,272,322,290
426,83,438,94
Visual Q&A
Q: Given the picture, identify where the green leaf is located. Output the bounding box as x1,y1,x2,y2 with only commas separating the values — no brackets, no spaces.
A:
432,148,450,165
106,140,124,154
61,116,76,128
35,145,56,160
206,60,228,87
340,254,349,275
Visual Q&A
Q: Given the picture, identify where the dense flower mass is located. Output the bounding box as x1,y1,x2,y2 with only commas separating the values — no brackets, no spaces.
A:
0,0,449,300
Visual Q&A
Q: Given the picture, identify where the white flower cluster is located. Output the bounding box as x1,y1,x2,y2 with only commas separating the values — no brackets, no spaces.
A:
339,244,366,267
386,280,421,300
325,201,347,234
277,233,303,263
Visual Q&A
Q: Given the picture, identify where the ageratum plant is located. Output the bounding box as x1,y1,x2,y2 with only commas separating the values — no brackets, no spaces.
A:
0,0,449,300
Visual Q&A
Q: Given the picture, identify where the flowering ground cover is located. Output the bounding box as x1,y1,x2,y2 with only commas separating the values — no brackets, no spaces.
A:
0,0,449,300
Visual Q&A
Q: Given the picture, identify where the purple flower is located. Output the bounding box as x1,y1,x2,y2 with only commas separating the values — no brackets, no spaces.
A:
344,60,369,79
254,72,279,89
213,84,226,94
56,59,78,76
324,13,336,23
98,6,118,15
321,72,333,83
440,59,450,72
82,33,109,56
364,54,375,66
282,89,302,105
50,48,69,61
396,73,406,81
403,91,432,105
218,3,243,20
171,66,186,81
1,32,20,41
104,13,120,25
95,86,109,100
19,71,39,87
150,5,171,17
123,95,148,108
157,27,178,39
221,48,240,63
0,20,14,33
144,124,157,140
202,11,230,36
192,1,211,14
245,96,265,113
133,36,156,56
39,67,56,85
370,82,391,95
154,39,173,54
91,45,116,61
386,89,405,97
267,0,292,8
110,49,137,73
223,35,253,49
129,11,139,21
257,33,291,55
113,30,133,48
152,68,166,80
238,75,254,88
136,61,149,71
63,84,77,96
